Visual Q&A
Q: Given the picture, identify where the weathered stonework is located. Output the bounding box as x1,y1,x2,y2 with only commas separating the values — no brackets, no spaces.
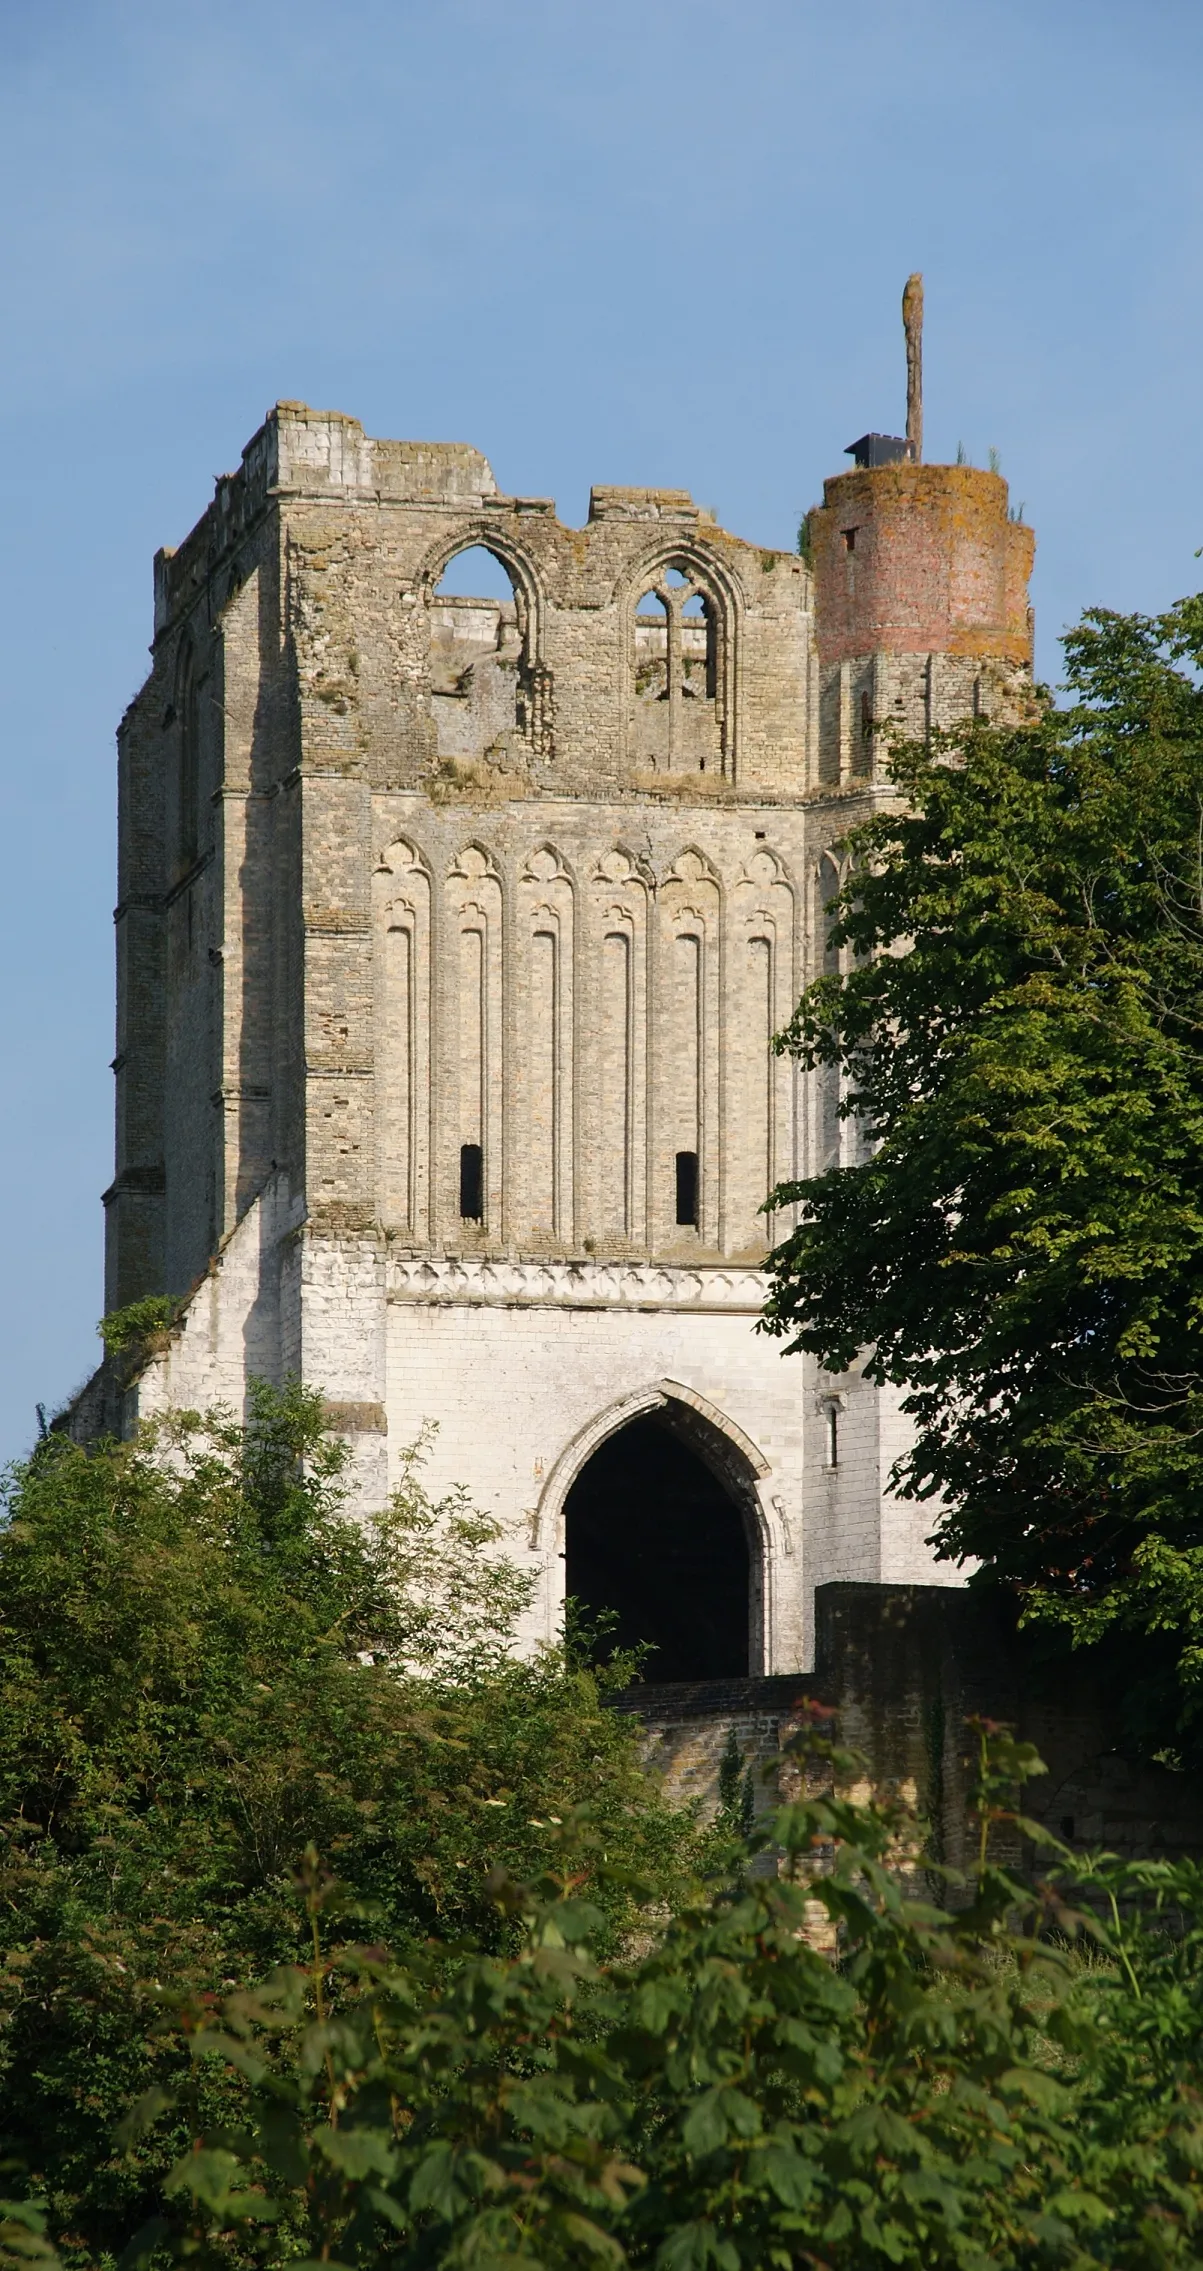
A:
619,1585,1203,1869
94,405,1036,1670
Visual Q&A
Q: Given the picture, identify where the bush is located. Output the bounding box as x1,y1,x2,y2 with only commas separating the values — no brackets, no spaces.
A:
0,1387,698,2259
114,1715,1203,2269
95,1298,181,1358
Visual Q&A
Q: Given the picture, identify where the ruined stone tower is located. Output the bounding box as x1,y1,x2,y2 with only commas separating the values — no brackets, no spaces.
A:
96,403,1034,1674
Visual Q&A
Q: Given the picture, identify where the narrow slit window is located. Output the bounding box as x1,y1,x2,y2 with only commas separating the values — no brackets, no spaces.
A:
825,1402,839,1468
459,1142,484,1221
675,1149,699,1228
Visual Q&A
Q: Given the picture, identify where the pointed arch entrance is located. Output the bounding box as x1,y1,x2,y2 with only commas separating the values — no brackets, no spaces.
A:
557,1383,767,1682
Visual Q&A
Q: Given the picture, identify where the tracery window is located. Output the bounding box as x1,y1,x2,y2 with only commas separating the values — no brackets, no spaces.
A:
629,560,726,775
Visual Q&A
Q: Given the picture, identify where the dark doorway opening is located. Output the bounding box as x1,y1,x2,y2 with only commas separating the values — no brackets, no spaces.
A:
563,1412,751,1681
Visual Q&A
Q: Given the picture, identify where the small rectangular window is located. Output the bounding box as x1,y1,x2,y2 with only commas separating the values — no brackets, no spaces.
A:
842,527,857,553
825,1403,839,1468
459,1142,483,1221
675,1149,699,1228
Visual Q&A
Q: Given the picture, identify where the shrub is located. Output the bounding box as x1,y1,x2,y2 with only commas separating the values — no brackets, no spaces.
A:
115,1715,1203,2269
0,1387,697,2259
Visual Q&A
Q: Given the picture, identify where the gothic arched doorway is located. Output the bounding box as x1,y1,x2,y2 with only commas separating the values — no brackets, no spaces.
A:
563,1411,753,1681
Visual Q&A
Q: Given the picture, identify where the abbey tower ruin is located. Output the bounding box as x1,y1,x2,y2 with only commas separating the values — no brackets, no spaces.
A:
95,394,1034,1677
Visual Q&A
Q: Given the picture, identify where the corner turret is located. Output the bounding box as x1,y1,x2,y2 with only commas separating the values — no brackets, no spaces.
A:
808,278,1035,784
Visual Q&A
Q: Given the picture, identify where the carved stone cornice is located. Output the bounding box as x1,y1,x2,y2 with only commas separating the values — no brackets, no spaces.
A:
385,1257,766,1313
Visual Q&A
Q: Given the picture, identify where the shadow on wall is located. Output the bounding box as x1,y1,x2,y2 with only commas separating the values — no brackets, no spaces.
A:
612,1583,1203,1869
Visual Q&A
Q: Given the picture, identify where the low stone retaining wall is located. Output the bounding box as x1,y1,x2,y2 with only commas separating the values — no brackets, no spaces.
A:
614,1582,1203,1871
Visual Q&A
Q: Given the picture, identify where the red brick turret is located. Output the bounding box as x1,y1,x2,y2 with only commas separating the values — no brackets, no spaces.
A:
811,462,1033,668
809,462,1035,783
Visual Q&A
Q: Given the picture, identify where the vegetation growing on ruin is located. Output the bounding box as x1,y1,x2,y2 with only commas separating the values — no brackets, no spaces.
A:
96,1296,181,1359
765,591,1203,1746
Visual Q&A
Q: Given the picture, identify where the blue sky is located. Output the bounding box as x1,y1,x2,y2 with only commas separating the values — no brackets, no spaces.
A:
2,0,1201,1460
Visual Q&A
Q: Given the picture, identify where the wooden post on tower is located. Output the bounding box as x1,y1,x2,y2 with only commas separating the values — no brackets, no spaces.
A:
903,272,923,463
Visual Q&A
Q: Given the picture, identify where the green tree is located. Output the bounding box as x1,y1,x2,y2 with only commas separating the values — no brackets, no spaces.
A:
116,1716,1203,2269
0,1386,695,2258
763,594,1203,1732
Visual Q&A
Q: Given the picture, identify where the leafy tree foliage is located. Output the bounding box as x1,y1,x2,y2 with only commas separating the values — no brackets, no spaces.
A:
0,1388,694,2258
6,1397,1203,2267
113,1719,1203,2269
763,595,1203,1724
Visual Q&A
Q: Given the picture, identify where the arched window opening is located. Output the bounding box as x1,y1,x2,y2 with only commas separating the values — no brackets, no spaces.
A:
634,590,667,703
824,1400,840,1468
430,545,530,763
563,1413,752,1681
436,546,515,602
629,561,724,775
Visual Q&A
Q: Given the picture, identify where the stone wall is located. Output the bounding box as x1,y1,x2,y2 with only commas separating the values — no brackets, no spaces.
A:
620,1582,1203,1869
89,404,1037,1672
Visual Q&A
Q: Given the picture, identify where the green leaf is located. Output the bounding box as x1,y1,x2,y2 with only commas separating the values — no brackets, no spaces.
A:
114,2216,170,2271
658,2221,741,2271
409,2142,477,2218
163,2148,281,2222
312,2124,398,2180
559,2212,627,2263
682,2085,760,2155
114,2086,175,2147
255,2101,310,2186
750,2142,819,2209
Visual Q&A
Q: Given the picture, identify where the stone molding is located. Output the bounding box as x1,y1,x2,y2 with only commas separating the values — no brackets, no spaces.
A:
385,1256,766,1312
